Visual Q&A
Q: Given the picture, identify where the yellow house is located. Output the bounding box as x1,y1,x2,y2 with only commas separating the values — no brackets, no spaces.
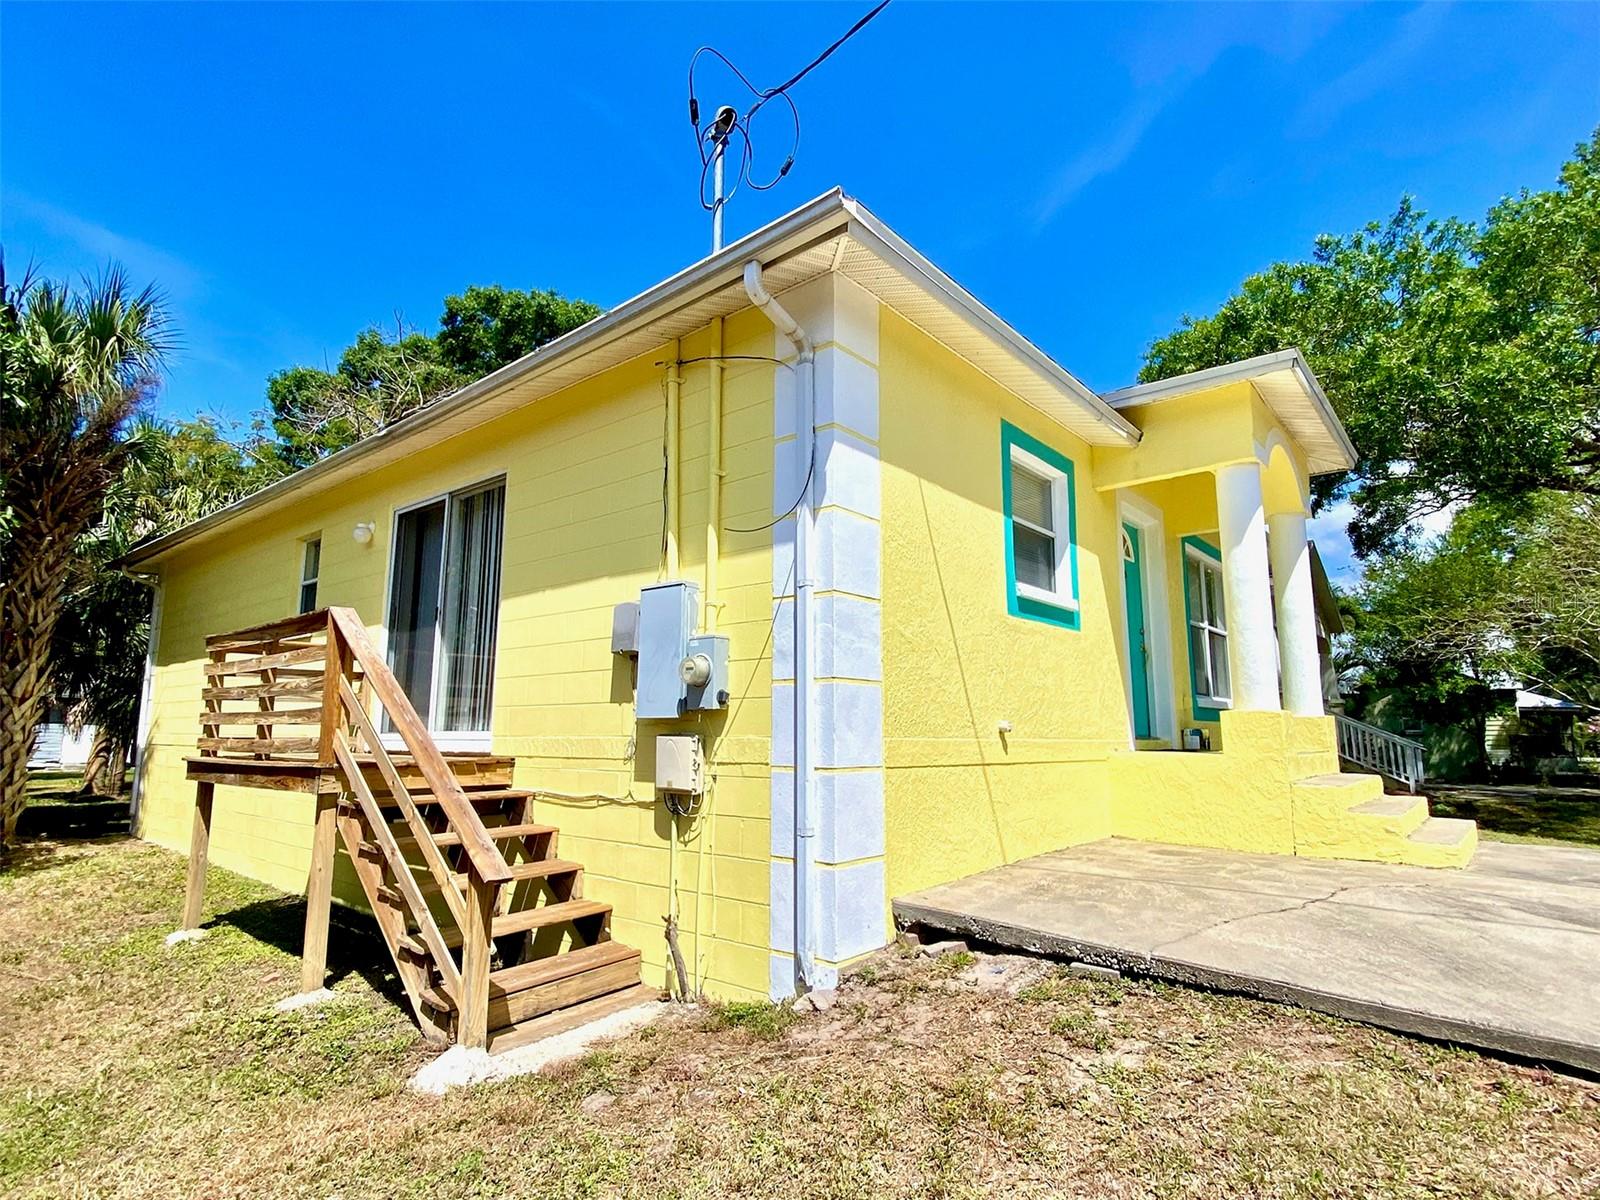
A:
123,189,1475,1036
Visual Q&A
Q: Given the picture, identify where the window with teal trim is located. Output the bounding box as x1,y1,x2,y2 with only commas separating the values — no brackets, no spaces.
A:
1001,422,1079,629
1181,536,1230,718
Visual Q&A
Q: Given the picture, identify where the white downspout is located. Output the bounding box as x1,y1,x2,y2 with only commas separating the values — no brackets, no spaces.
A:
742,260,819,993
129,574,163,830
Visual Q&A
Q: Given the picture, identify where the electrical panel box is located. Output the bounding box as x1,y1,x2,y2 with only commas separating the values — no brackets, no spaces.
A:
682,633,730,711
610,601,640,656
655,734,704,794
637,581,699,718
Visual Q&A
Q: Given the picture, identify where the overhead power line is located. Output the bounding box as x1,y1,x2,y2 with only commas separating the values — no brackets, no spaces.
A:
687,1,893,215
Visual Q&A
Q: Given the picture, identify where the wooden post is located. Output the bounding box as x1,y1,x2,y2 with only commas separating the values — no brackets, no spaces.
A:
458,873,496,1049
300,793,338,993
319,612,348,768
181,781,215,930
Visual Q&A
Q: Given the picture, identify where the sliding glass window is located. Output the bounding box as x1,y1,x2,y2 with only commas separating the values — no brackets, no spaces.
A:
386,479,505,737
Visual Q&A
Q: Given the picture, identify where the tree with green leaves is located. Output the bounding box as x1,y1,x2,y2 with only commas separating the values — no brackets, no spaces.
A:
0,264,169,847
42,415,278,797
1142,127,1599,557
266,284,600,467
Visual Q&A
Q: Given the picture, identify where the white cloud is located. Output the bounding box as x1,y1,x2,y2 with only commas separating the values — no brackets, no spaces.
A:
1032,92,1171,228
3,191,204,299
1307,499,1361,588
1290,3,1451,138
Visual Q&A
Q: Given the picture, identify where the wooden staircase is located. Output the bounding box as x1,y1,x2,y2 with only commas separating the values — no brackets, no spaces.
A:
177,608,653,1051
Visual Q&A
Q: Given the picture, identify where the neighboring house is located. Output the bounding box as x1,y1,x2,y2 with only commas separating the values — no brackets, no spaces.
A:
28,705,95,770
1309,545,1346,714
121,190,1475,1009
1486,689,1586,772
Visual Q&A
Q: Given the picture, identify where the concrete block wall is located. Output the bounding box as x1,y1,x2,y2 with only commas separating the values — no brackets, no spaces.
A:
768,274,887,998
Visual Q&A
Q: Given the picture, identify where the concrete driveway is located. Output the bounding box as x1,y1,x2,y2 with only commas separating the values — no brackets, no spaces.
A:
894,838,1600,1074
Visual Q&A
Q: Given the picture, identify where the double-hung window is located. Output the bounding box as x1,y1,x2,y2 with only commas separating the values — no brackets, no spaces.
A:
298,537,321,614
1183,539,1230,714
1002,422,1079,629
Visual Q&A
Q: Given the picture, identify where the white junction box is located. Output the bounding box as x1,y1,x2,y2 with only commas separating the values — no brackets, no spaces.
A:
655,734,705,794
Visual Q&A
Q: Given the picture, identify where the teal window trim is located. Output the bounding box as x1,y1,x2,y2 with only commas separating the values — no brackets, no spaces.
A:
1001,421,1080,630
1181,535,1226,721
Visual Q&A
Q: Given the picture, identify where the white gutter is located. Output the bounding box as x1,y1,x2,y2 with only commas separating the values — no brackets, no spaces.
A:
742,259,819,994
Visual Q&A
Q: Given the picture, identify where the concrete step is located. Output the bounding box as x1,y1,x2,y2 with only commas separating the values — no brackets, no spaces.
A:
1292,772,1385,807
1292,748,1341,779
1405,816,1478,869
1349,793,1430,836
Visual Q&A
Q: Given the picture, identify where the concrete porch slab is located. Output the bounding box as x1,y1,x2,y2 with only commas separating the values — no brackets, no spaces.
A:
894,838,1600,1074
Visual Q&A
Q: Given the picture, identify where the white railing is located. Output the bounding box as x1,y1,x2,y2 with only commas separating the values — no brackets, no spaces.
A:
1335,714,1426,793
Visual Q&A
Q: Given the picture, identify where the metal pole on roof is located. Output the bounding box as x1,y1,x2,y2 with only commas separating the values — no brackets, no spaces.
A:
709,106,736,253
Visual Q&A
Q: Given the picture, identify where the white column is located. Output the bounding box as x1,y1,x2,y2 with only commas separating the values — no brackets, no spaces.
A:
1215,463,1279,712
1269,511,1323,717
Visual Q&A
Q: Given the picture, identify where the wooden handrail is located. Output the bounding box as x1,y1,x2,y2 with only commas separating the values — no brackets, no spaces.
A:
324,607,513,886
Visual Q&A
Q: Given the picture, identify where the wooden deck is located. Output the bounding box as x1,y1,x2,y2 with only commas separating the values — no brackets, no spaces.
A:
178,607,654,1050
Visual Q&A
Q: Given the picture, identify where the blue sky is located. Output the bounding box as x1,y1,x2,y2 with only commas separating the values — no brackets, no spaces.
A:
4,2,1597,577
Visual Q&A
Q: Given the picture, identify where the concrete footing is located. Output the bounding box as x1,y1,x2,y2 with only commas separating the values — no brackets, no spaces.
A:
165,928,207,947
409,1002,673,1095
274,988,339,1013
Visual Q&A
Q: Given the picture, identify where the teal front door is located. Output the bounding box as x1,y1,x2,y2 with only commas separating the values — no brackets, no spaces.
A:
1122,523,1153,739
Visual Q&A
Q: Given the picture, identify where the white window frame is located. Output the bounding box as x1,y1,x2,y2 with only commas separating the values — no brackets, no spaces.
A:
1008,444,1078,613
1185,545,1231,710
298,537,321,614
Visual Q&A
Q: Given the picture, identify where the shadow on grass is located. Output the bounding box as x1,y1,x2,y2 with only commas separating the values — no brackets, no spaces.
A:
210,897,412,1012
17,801,131,840
0,833,140,879
1428,782,1600,848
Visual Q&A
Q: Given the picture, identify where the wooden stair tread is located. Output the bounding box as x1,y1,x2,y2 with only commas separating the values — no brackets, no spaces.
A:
418,943,641,1013
434,822,553,847
487,984,661,1053
357,787,534,810
396,898,613,955
357,822,556,858
491,941,638,994
391,859,582,899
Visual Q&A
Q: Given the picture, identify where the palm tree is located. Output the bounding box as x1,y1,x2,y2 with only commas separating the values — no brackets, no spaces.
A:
0,260,169,849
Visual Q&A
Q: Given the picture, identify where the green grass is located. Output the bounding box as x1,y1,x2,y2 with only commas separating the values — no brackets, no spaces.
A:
1427,781,1600,848
25,768,132,806
2,838,1597,1199
704,999,802,1040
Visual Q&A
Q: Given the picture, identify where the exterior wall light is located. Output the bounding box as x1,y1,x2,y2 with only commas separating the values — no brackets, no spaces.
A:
352,521,376,545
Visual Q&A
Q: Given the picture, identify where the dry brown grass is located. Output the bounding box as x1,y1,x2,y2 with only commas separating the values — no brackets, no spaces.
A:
3,837,1598,1199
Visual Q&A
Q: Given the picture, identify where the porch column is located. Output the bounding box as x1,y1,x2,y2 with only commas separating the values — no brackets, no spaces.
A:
1214,463,1279,711
1268,511,1323,717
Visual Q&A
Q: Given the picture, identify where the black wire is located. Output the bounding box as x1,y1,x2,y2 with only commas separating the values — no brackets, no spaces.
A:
726,454,814,535
687,1,890,205
758,0,892,101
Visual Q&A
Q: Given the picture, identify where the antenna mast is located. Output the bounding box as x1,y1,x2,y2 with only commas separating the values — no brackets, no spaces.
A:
707,106,737,252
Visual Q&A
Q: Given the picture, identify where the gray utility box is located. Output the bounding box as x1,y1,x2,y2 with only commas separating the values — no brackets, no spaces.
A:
637,581,700,719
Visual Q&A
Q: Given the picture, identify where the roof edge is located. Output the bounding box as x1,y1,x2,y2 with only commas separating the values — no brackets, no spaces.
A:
121,189,858,569
1102,348,1357,471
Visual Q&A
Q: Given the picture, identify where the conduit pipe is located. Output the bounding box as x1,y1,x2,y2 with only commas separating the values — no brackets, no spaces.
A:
742,260,819,993
664,338,683,578
705,318,725,631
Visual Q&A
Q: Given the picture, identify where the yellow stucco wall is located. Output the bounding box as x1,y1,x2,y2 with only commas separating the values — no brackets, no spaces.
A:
878,311,1124,900
138,311,780,1000
876,321,1469,895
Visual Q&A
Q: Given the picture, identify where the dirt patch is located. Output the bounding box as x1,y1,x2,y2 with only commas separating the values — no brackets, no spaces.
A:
3,838,1598,1198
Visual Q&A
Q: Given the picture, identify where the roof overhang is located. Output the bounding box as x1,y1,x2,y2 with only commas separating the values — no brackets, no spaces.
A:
1101,349,1357,476
1308,544,1345,635
123,189,1139,569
